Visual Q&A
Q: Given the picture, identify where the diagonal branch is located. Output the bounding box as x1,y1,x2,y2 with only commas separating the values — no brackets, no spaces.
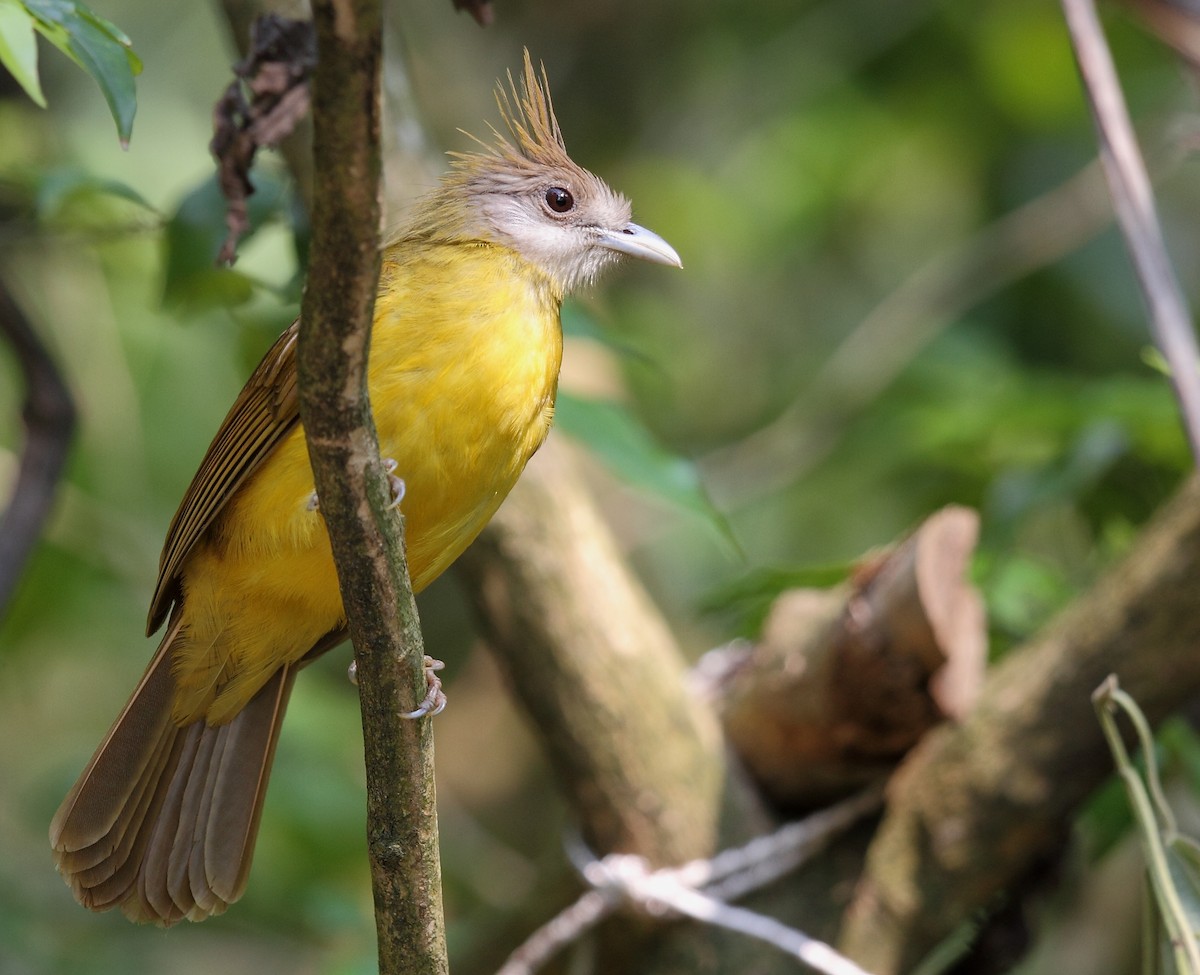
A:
1063,0,1200,458
0,276,76,617
701,159,1114,507
838,475,1200,973
294,1,446,972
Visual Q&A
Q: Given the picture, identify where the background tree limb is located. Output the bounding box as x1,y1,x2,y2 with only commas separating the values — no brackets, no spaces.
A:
838,474,1200,974
457,439,800,973
706,505,986,809
0,275,76,617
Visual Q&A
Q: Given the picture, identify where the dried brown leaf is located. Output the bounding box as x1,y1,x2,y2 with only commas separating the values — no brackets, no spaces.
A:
210,15,316,266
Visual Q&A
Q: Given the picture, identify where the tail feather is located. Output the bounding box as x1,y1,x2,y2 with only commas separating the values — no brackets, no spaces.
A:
135,722,202,925
50,620,180,863
50,622,298,926
178,721,230,919
207,668,292,902
71,729,178,890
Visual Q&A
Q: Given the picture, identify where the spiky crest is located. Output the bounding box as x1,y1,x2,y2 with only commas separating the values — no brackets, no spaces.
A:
447,49,589,184
494,51,569,167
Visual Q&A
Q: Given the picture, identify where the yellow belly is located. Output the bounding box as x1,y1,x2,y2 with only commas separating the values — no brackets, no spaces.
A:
172,242,563,724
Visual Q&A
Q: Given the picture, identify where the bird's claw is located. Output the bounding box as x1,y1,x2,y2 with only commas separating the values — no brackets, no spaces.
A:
401,656,447,719
305,459,403,514
382,457,406,510
348,655,447,718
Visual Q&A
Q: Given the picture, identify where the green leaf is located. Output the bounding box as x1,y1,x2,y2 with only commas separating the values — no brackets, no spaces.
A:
1168,835,1200,940
554,391,733,543
0,0,45,106
34,164,153,218
163,170,291,311
700,562,854,635
22,0,140,145
560,301,656,369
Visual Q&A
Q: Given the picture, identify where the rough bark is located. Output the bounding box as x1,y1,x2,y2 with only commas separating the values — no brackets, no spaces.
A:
296,0,447,972
839,474,1200,974
706,506,986,808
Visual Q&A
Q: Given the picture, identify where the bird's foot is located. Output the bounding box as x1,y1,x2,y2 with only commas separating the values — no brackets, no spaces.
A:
382,457,406,510
303,458,404,513
346,655,448,719
402,656,447,718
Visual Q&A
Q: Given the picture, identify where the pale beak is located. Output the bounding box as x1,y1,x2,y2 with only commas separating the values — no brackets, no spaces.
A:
597,222,683,268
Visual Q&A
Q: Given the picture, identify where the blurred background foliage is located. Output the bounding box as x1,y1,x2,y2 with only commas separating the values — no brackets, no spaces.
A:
3,0,1200,971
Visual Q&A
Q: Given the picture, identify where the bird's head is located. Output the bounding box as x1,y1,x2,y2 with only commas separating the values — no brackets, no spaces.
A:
412,52,681,295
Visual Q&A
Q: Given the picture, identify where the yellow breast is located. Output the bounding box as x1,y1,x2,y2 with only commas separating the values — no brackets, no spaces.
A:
174,239,563,723
369,240,564,586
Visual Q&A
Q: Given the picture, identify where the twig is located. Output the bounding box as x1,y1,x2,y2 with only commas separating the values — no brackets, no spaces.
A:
0,276,76,616
496,786,884,975
1062,0,1200,459
295,0,447,972
591,857,873,975
1094,677,1200,974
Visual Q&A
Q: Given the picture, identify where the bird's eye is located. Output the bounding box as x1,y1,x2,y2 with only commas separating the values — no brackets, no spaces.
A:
544,186,574,213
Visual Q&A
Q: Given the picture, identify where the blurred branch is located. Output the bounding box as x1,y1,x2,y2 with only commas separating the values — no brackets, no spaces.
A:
1063,0,1200,460
700,506,986,809
838,474,1200,974
458,438,797,973
293,0,446,971
703,159,1114,507
0,276,76,617
458,440,735,860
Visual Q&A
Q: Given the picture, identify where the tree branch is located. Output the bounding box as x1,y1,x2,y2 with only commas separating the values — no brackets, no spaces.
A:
703,506,986,809
1062,0,1200,457
458,440,741,859
456,439,795,973
838,474,1200,974
0,275,76,616
296,1,446,972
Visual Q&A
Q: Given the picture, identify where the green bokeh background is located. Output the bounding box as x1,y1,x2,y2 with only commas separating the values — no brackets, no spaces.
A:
3,0,1199,971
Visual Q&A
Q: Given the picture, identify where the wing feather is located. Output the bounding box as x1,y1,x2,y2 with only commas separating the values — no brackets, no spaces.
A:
146,323,301,635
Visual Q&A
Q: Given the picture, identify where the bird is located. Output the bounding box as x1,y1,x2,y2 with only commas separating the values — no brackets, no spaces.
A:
49,51,681,926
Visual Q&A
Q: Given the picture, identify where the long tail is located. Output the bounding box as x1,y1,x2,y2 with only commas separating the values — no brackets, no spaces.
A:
49,617,297,925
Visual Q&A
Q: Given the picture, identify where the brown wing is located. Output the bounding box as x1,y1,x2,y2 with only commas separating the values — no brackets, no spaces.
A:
146,321,302,635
